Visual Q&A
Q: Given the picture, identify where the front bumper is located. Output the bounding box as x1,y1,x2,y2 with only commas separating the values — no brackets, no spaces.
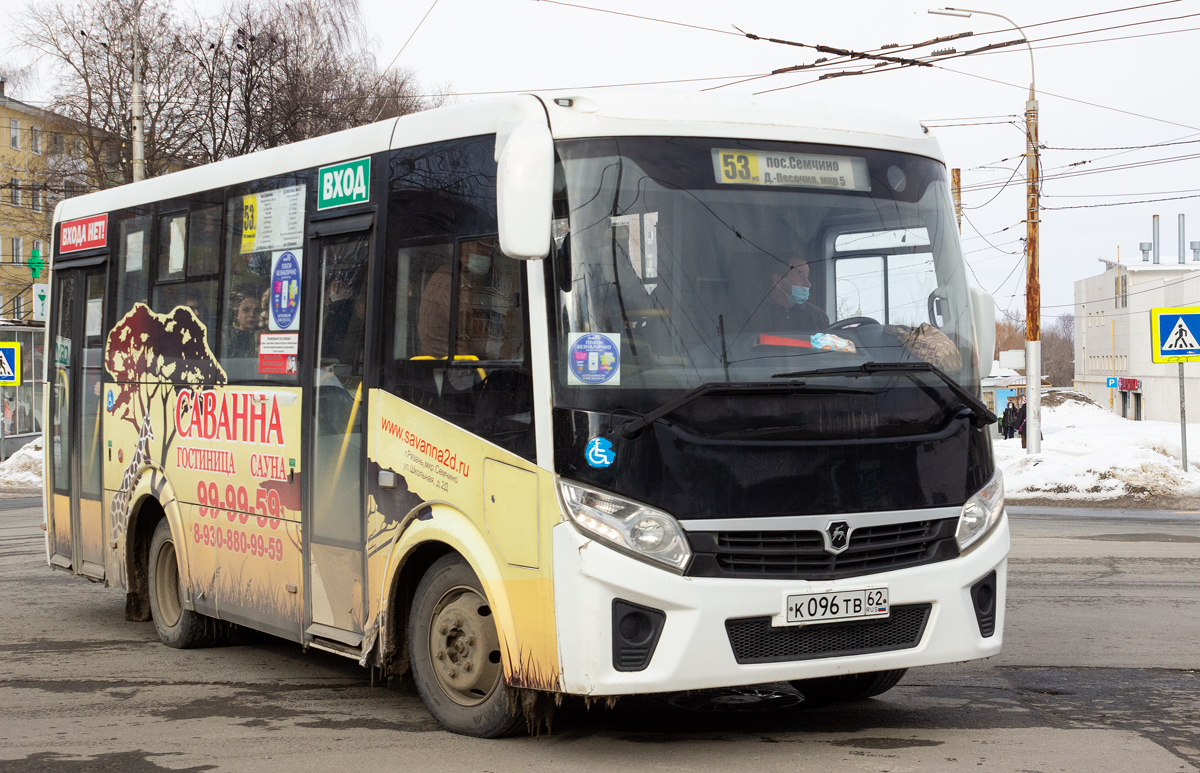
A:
553,511,1009,695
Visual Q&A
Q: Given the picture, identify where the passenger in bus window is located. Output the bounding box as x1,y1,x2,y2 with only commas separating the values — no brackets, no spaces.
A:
227,290,261,358
758,257,829,330
181,286,216,337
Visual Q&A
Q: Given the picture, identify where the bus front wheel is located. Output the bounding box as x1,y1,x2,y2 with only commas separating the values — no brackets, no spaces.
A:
791,669,907,705
147,519,216,649
408,554,523,737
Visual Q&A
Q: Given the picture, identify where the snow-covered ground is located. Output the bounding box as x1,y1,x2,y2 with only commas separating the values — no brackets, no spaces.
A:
0,395,1196,506
996,392,1200,505
0,436,43,493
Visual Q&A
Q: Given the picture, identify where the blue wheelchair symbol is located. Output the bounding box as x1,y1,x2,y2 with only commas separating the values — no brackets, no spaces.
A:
106,389,115,412
585,437,615,468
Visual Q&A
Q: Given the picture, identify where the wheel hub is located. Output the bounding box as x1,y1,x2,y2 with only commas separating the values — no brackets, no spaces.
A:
429,588,502,706
154,539,183,627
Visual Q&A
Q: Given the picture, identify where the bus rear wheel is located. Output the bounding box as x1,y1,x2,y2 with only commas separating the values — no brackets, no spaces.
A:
791,669,907,705
408,554,522,737
147,519,216,649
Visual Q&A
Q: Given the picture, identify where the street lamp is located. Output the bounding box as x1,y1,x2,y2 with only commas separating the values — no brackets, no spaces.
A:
929,7,1041,454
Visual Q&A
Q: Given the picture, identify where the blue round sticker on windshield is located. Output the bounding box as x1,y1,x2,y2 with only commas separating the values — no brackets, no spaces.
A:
271,251,301,330
585,437,615,468
569,333,620,385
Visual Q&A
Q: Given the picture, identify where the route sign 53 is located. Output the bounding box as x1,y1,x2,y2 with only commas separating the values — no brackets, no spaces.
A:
1151,306,1200,363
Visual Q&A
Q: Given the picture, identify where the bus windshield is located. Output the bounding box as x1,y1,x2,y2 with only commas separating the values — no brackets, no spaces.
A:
551,136,980,429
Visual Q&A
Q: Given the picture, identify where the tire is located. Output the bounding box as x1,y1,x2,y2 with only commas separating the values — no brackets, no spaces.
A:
147,519,217,649
791,669,907,705
408,554,523,737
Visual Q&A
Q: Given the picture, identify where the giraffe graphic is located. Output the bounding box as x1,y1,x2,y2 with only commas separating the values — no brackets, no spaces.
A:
109,412,154,588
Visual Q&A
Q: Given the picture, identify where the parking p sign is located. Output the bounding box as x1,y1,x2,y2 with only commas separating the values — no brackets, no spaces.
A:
0,343,21,387
1151,306,1200,363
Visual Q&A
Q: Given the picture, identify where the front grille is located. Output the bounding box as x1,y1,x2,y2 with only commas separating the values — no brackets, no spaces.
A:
686,518,959,581
726,604,931,664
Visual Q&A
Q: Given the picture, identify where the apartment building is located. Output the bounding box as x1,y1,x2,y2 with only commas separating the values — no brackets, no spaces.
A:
1,77,90,322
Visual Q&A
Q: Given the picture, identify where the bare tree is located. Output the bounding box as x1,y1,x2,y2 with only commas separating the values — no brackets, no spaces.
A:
994,308,1025,362
1042,313,1076,387
17,0,201,185
16,0,439,184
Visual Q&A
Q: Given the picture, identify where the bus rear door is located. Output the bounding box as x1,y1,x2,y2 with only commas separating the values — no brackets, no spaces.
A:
48,265,107,580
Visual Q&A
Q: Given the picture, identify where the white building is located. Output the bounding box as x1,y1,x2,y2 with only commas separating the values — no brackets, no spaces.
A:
1074,256,1200,422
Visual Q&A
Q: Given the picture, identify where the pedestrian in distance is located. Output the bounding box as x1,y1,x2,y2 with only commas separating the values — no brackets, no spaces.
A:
1016,396,1028,449
1002,399,1017,440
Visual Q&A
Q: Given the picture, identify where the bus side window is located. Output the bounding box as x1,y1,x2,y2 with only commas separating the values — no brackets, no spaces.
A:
383,239,533,460
218,180,305,382
116,212,152,321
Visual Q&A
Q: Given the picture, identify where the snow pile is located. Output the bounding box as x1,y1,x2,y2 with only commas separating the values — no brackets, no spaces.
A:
0,436,44,492
995,392,1200,503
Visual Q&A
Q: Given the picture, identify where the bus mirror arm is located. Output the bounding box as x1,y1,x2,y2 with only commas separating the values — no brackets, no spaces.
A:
969,286,996,379
496,121,554,260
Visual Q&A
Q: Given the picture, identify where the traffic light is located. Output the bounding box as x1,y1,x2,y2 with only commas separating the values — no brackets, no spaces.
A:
29,247,43,279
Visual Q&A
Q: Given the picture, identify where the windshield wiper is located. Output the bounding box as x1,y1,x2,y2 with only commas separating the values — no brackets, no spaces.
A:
771,361,997,428
618,380,873,438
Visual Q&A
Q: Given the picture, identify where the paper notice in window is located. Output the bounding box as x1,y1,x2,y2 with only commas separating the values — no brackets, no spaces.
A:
168,217,186,274
126,230,143,272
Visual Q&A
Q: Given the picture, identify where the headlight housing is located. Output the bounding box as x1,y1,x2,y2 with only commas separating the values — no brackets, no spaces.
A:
956,469,1005,553
557,479,692,573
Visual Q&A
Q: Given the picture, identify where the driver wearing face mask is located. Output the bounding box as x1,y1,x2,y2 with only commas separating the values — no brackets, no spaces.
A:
762,258,830,330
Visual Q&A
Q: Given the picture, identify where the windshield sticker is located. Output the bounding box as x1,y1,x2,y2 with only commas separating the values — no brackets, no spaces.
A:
269,250,301,331
567,332,621,385
585,437,615,468
712,149,870,192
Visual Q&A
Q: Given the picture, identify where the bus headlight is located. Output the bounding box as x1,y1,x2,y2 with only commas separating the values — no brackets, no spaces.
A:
558,480,692,573
956,469,1005,553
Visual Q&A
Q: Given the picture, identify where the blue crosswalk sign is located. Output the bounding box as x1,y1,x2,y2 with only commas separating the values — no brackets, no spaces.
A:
0,343,20,387
1152,307,1200,363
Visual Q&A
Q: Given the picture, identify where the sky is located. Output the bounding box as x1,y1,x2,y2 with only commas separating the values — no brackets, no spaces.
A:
5,0,1200,317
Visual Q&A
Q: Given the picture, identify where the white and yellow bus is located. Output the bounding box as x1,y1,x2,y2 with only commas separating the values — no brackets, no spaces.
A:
45,90,1007,736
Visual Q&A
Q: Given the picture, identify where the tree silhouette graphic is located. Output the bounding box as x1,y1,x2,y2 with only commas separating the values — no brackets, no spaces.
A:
106,303,227,460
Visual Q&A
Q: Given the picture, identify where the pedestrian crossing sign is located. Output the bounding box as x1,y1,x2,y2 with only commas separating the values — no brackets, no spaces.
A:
1151,306,1200,363
0,343,20,387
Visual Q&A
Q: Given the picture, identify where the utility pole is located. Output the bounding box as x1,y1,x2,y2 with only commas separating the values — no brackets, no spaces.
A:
930,6,1040,453
1025,85,1041,453
952,168,962,233
130,0,147,183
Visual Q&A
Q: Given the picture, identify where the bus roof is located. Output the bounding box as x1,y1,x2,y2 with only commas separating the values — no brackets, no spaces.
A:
53,90,942,225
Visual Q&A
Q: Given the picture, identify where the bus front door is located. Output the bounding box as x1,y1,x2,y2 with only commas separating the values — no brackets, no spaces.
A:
47,267,107,580
303,228,372,648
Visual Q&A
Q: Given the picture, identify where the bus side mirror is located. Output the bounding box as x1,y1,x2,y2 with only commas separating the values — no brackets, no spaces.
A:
496,122,553,260
969,286,996,378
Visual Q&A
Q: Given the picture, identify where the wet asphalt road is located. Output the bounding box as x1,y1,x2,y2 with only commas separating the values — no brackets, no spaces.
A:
1,501,1197,772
